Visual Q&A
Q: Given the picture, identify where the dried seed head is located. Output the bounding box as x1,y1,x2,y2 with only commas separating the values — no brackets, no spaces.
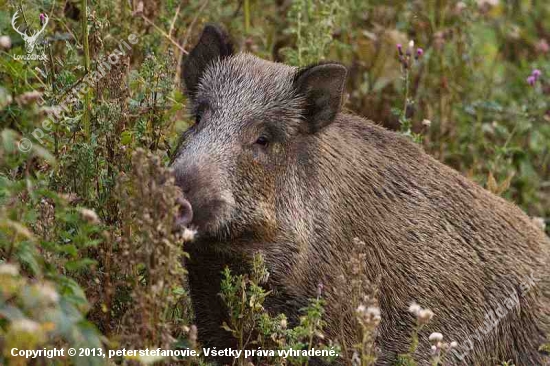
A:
408,302,421,316
418,308,434,324
429,332,443,344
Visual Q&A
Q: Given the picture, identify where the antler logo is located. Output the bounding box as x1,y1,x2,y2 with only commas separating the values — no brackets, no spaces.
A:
11,10,49,54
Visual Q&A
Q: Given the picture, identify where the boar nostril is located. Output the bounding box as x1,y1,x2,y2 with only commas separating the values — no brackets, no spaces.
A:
176,196,193,226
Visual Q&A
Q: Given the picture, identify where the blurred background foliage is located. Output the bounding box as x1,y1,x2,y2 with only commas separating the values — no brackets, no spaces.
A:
0,0,549,364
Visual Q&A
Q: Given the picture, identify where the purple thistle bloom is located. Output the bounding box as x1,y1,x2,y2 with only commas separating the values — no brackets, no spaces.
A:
532,69,542,79
397,43,403,56
527,75,536,86
416,48,424,59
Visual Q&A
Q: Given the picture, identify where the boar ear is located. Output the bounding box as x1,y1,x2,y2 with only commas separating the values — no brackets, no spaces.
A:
182,24,233,100
293,62,347,133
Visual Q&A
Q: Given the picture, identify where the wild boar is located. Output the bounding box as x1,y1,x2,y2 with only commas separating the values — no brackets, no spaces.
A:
171,24,550,365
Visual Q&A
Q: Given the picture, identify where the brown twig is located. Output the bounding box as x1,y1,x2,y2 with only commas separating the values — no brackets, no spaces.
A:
168,3,181,38
140,14,187,54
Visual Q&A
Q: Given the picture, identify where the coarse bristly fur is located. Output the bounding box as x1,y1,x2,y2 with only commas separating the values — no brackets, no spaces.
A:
172,24,550,365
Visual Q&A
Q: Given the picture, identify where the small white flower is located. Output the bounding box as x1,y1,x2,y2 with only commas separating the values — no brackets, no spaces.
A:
408,40,415,49
418,308,434,323
366,306,381,318
182,227,197,242
408,302,421,315
429,332,444,343
422,119,432,127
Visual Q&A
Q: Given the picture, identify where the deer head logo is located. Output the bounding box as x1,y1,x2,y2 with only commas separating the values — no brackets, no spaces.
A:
11,11,49,54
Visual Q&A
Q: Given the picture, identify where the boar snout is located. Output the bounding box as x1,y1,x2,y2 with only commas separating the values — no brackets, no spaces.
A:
172,160,234,234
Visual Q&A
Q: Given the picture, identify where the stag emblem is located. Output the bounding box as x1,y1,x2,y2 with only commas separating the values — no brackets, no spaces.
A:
11,11,49,54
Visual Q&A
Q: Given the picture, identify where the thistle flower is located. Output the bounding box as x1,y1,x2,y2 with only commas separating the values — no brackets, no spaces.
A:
397,43,403,55
357,304,381,324
367,306,381,321
408,302,421,315
429,332,444,344
418,308,434,324
39,13,46,25
527,69,542,87
397,42,423,68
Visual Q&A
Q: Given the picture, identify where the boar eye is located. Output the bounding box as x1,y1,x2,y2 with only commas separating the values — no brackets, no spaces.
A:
255,136,269,147
195,109,204,125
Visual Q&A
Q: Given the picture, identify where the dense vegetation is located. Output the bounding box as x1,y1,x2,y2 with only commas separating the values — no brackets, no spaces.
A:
0,0,548,365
